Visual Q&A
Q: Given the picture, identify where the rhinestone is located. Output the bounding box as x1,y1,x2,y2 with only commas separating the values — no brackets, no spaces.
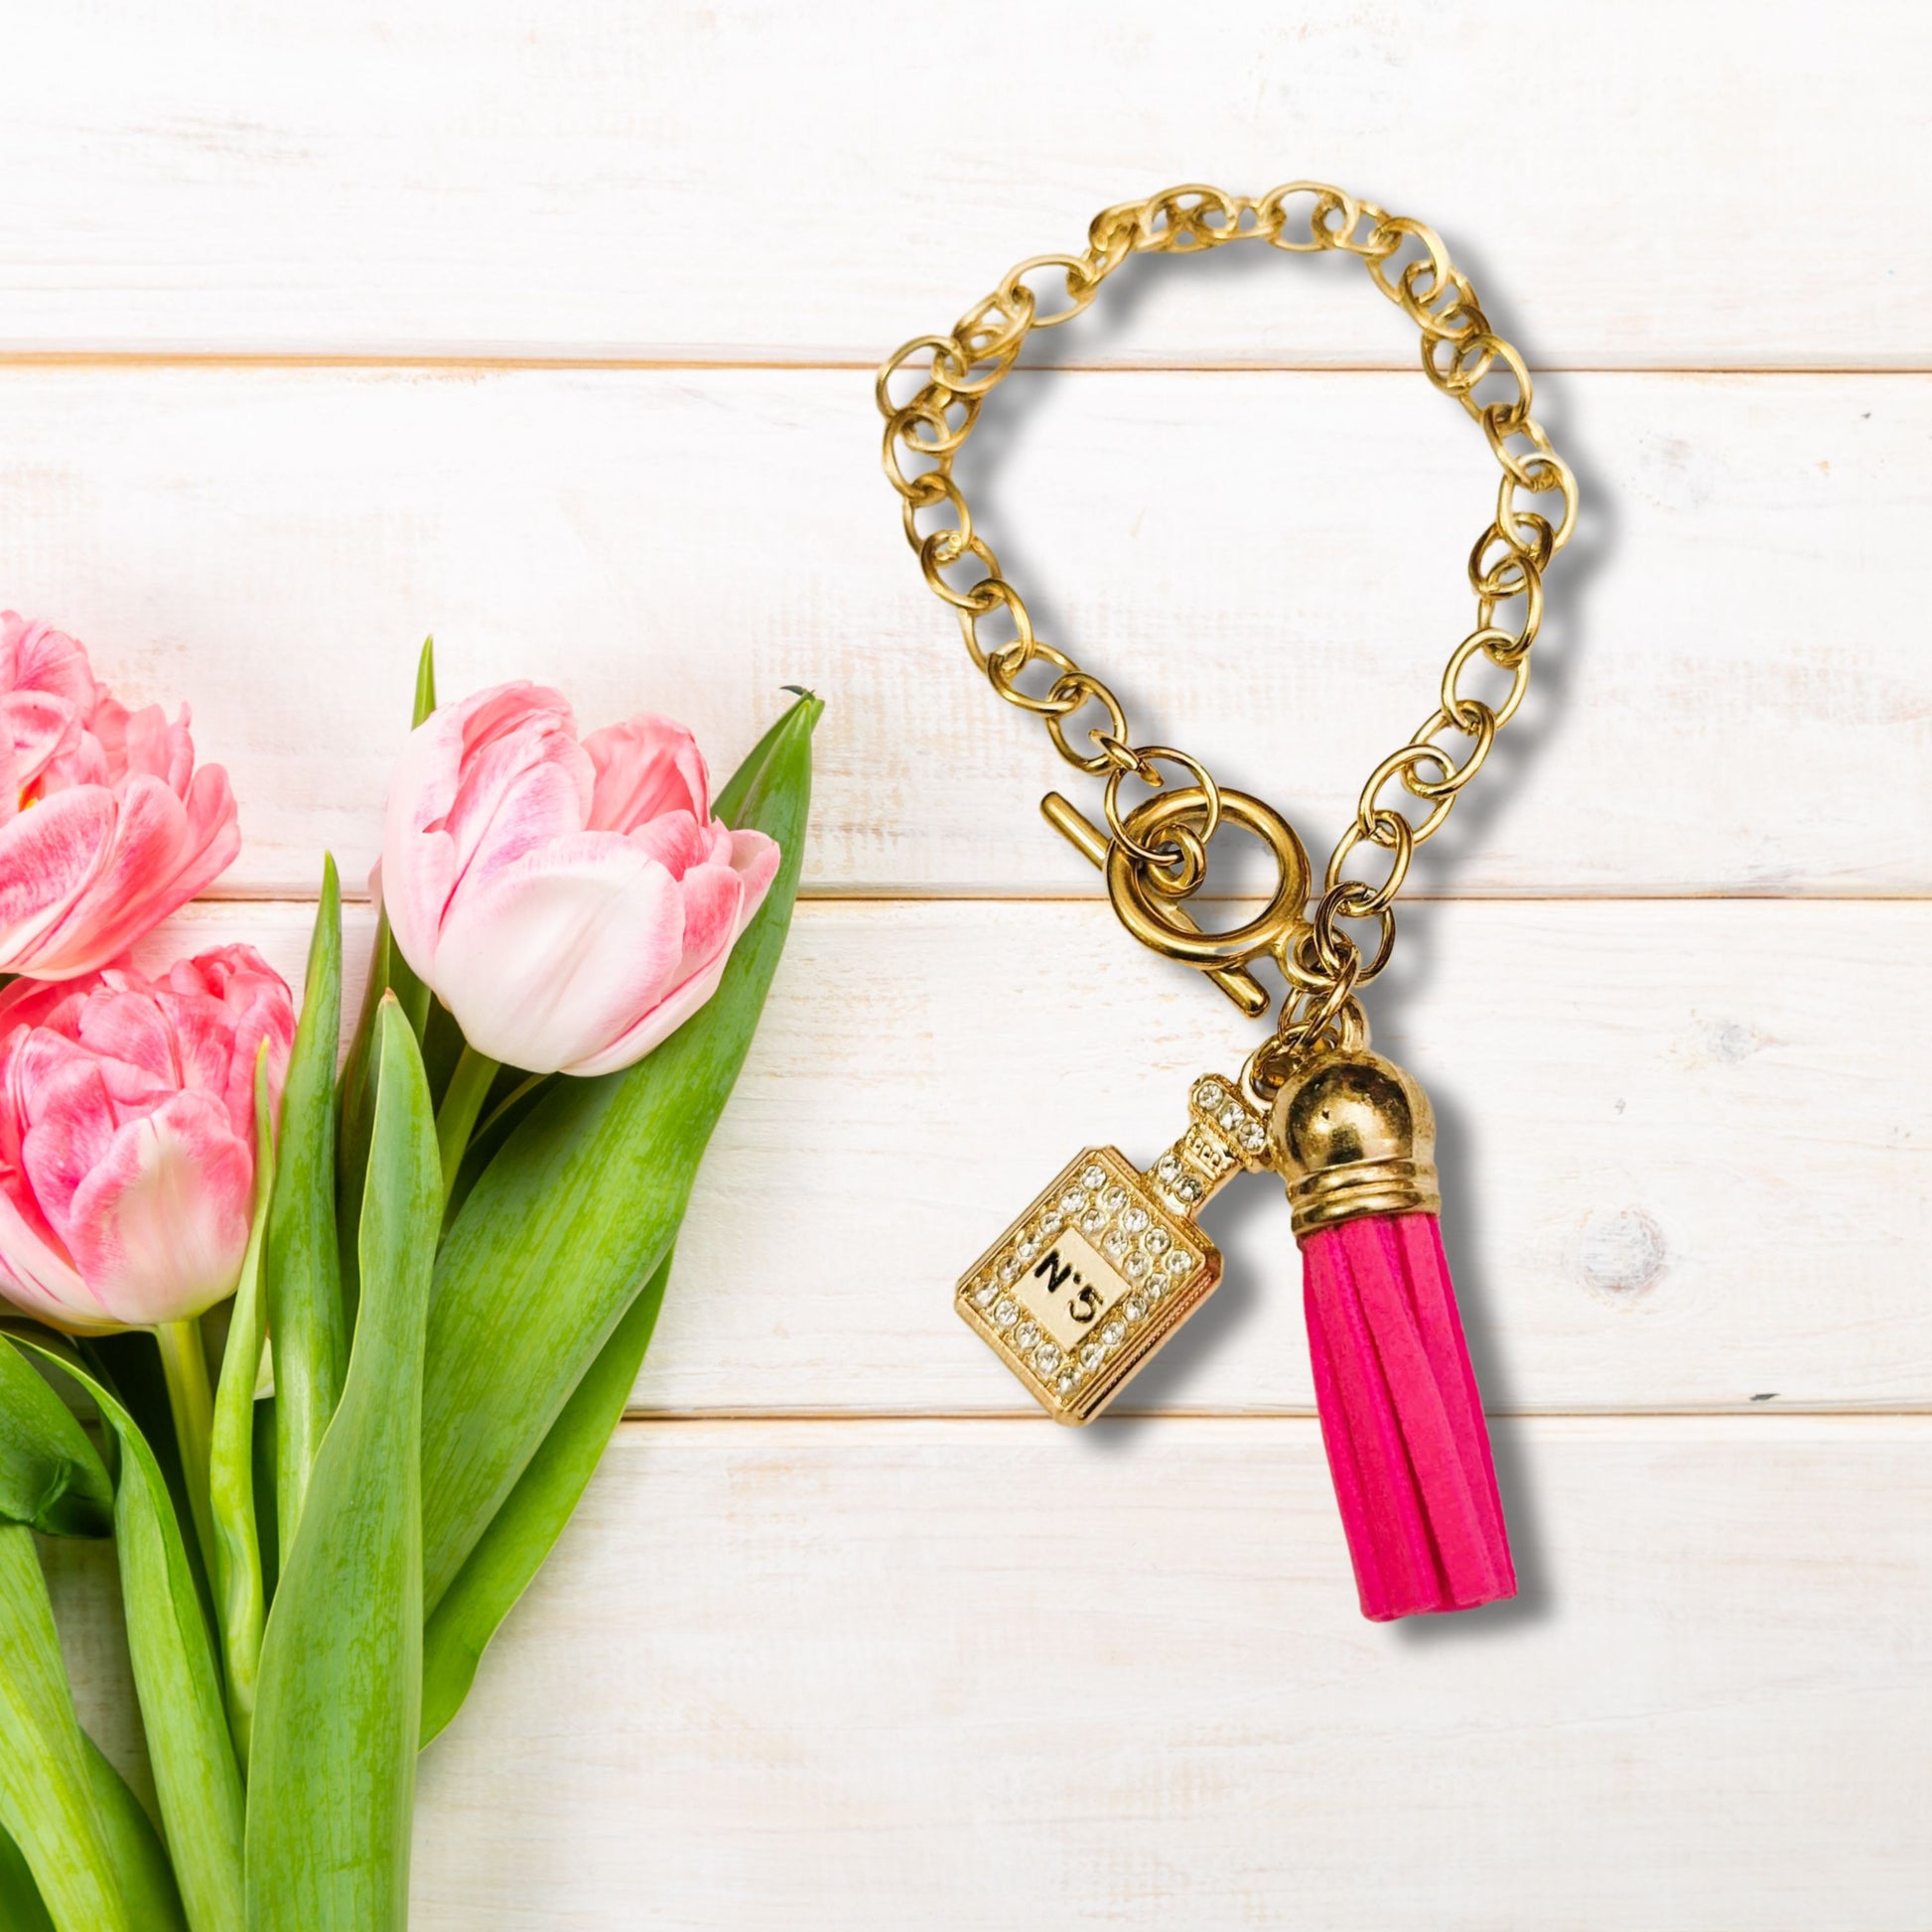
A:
1055,1372,1077,1395
998,1257,1022,1284
1155,1154,1181,1181
1060,1188,1087,1215
1080,1165,1107,1191
1123,1296,1147,1322
1100,1183,1129,1213
1238,1118,1267,1154
1142,1226,1172,1256
1145,1277,1166,1301
1174,1173,1203,1204
1101,1318,1127,1348
1121,1205,1149,1234
1039,1210,1064,1236
1035,1340,1061,1373
1195,1080,1226,1110
1015,1236,1038,1263
1125,1252,1150,1281
973,1280,999,1308
994,1297,1019,1326
1016,1321,1039,1351
1166,1250,1193,1276
1081,1209,1107,1234
1080,1342,1104,1370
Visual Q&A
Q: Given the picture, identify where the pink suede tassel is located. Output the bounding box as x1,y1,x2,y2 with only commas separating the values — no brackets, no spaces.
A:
1302,1211,1515,1620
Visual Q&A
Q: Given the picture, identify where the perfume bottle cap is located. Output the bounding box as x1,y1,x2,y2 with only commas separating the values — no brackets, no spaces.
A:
1269,1049,1441,1238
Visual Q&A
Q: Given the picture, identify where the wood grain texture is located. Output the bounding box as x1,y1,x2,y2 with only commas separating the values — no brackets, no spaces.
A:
52,1421,1932,1927
133,896,1932,1416
0,1,1924,365
0,365,1924,897
396,1418,1931,1930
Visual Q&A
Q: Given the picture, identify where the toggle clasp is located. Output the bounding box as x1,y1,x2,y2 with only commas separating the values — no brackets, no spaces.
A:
1041,785,1311,1019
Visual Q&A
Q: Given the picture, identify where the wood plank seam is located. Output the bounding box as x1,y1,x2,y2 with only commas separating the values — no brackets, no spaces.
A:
5,353,1932,376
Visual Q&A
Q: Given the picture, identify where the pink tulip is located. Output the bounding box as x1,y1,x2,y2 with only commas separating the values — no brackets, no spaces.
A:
0,947,293,1332
379,683,780,1076
0,613,240,980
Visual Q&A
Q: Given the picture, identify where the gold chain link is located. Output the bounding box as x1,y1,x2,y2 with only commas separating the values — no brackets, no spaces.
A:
877,183,1577,1085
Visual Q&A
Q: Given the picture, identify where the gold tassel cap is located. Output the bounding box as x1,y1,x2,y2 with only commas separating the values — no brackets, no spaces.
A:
1269,1049,1441,1239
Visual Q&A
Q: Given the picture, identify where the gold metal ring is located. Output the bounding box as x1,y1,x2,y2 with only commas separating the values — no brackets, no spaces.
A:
1105,786,1309,972
1101,745,1223,866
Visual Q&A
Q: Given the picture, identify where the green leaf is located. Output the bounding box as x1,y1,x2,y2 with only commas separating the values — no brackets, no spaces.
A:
337,638,440,1328
0,1824,55,1931
208,1050,277,1770
82,1737,188,1932
420,1249,670,1745
0,1338,111,1539
76,1334,213,1625
0,1524,131,1932
247,1000,439,1932
263,858,344,1555
19,1346,244,1932
420,692,818,1611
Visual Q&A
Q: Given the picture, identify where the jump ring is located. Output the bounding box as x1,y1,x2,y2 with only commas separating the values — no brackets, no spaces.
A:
1101,746,1223,864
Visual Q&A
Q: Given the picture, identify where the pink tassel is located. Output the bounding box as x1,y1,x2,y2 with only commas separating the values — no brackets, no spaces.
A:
1303,1212,1514,1619
1272,1047,1515,1621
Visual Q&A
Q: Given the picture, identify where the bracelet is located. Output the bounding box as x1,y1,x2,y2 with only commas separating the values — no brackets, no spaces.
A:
877,184,1579,1623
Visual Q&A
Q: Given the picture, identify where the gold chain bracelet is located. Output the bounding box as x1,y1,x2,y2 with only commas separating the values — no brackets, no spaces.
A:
880,184,1571,1620
877,181,1578,1097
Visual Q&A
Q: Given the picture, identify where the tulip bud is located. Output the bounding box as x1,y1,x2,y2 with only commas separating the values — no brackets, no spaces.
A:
376,682,779,1076
0,613,240,979
0,948,293,1331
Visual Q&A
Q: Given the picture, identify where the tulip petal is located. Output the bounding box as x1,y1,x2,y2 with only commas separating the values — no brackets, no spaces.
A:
727,826,782,916
2,689,83,804
445,740,593,897
668,860,743,980
104,701,185,789
433,834,686,1074
382,683,590,980
76,984,185,1092
552,828,779,1076
19,1055,122,1233
0,786,115,969
0,1181,101,1328
22,769,239,978
583,714,711,833
2,617,95,711
625,808,714,877
63,1093,253,1324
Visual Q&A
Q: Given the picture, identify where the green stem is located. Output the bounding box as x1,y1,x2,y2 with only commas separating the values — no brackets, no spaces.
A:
154,1319,216,1580
435,1045,500,1206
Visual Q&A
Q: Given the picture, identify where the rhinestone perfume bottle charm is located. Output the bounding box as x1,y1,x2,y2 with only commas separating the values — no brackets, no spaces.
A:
957,1074,1272,1423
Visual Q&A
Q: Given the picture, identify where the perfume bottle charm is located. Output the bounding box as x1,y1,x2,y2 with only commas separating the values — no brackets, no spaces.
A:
957,1073,1271,1423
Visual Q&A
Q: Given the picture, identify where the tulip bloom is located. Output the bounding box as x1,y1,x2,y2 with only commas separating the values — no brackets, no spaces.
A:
0,947,293,1332
0,613,240,980
379,683,780,1077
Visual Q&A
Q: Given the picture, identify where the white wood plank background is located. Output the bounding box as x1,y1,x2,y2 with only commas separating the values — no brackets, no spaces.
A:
18,2,1932,1924
0,1,1926,365
0,366,1924,897
51,1419,1932,1929
136,897,1932,1417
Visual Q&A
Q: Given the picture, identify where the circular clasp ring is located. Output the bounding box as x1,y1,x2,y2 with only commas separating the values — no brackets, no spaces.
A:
1104,786,1310,971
